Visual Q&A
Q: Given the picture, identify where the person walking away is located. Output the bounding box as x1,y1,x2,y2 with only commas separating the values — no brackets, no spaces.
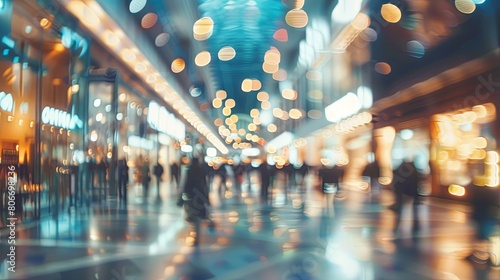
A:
179,157,214,246
467,182,499,267
258,160,271,205
153,162,164,199
117,158,129,202
170,162,180,190
390,160,422,235
141,159,151,200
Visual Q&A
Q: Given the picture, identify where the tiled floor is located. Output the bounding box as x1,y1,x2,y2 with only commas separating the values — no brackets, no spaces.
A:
0,174,499,280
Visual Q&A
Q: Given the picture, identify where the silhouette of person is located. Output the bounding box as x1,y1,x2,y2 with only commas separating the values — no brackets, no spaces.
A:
258,160,271,204
180,157,213,246
141,159,151,199
117,158,129,201
153,162,164,199
391,160,422,234
170,162,180,190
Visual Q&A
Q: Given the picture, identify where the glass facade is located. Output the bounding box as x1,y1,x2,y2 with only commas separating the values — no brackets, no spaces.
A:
0,0,88,221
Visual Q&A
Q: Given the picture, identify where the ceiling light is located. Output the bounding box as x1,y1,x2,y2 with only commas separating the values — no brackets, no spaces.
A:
455,0,476,14
307,110,322,119
129,0,147,14
374,62,391,75
225,99,235,108
171,58,185,73
212,98,222,108
195,51,211,67
251,80,262,91
218,46,236,61
289,108,302,119
259,100,270,110
155,32,170,47
216,90,227,99
262,62,279,74
282,89,297,100
285,9,308,28
241,78,253,92
273,28,288,42
381,4,402,23
267,124,277,133
141,13,158,29
272,69,287,81
193,17,214,41
257,91,269,102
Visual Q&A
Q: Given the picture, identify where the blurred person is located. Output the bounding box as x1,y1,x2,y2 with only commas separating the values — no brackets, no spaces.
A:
258,160,271,204
390,160,423,235
296,162,309,189
215,164,228,196
178,156,214,246
233,163,245,197
170,162,180,190
117,158,129,202
318,164,344,195
467,182,499,267
362,159,381,187
141,158,151,199
153,161,164,199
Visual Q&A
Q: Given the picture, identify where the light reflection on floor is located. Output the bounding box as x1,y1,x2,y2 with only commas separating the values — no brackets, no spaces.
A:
0,174,498,280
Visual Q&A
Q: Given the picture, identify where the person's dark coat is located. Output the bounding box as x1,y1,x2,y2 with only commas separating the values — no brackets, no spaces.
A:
182,158,210,220
393,161,420,197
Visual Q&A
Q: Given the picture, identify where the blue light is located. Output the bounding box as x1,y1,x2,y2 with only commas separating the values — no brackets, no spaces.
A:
472,0,486,4
2,49,8,56
13,56,19,63
0,0,4,10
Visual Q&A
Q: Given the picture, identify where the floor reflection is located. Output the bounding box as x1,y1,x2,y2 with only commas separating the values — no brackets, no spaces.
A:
0,175,498,280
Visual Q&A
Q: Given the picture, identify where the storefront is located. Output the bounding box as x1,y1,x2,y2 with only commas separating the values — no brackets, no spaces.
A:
0,0,89,221
430,103,498,200
372,60,500,201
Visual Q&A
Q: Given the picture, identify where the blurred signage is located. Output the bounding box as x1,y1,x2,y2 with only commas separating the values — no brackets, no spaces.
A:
0,0,11,43
41,106,83,130
128,135,154,150
0,91,14,112
61,27,88,58
325,92,361,123
147,101,185,140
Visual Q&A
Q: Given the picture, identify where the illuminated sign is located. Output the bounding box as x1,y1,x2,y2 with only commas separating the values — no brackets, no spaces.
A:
0,91,13,112
41,106,83,130
61,27,88,58
325,92,361,123
128,135,154,150
147,101,185,140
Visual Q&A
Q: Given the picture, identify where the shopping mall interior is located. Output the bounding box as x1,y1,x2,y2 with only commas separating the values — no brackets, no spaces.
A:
0,0,499,279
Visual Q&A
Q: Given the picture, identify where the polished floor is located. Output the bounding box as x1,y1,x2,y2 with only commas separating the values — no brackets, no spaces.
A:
1,174,499,280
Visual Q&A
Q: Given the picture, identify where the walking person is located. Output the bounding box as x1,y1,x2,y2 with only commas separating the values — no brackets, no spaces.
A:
467,182,499,267
258,160,271,205
141,158,151,200
170,162,180,190
178,156,214,246
153,162,164,200
390,160,422,235
117,158,129,202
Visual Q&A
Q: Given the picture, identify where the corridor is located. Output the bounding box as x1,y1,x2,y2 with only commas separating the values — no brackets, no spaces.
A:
1,175,498,280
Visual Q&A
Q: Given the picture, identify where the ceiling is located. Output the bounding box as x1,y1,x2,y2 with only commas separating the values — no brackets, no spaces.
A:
125,0,336,145
67,0,498,153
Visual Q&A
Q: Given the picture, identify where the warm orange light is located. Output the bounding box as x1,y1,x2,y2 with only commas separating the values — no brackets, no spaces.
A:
141,13,158,29
381,4,402,23
171,58,185,73
448,184,465,196
374,62,391,75
286,9,308,28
